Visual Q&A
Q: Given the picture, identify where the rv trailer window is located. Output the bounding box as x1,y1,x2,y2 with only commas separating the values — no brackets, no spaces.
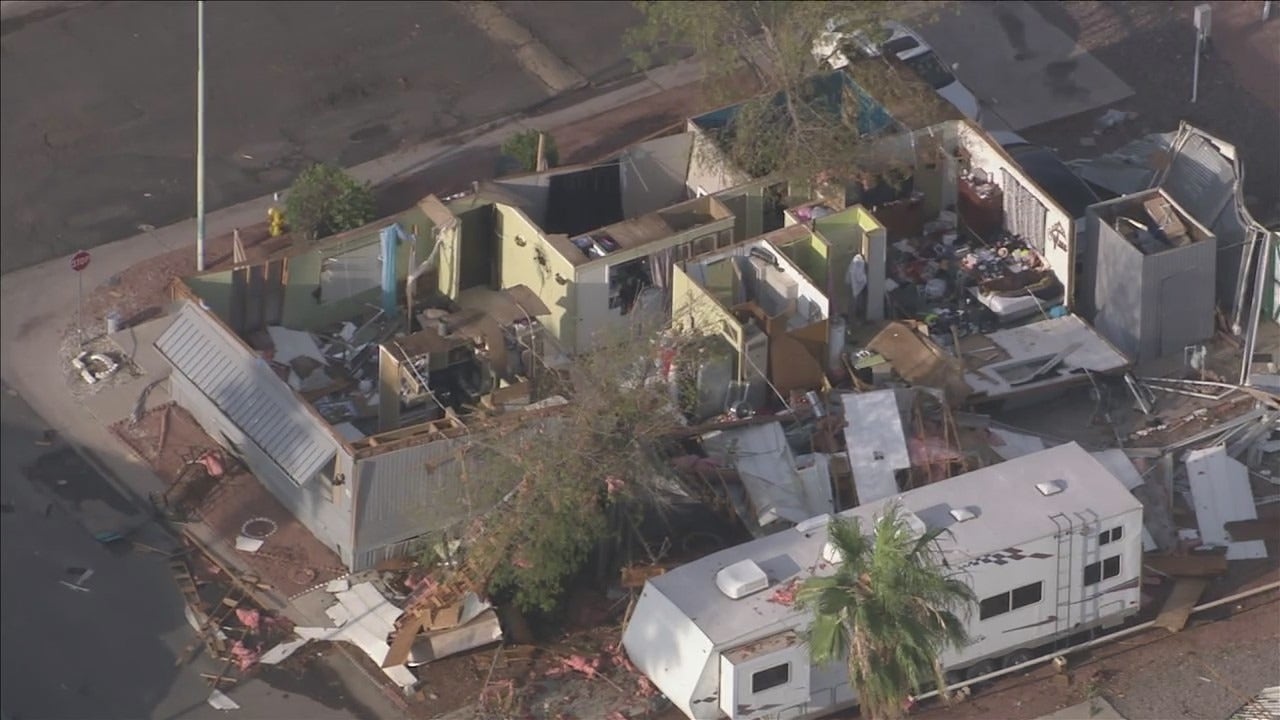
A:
979,592,1012,620
751,663,791,694
1099,526,1123,545
1084,555,1122,586
1011,582,1043,610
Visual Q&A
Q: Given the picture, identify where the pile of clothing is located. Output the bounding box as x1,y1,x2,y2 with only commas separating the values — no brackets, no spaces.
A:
957,232,1041,283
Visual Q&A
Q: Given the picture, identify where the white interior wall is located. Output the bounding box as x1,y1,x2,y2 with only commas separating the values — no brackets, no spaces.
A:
957,123,1076,306
685,125,751,196
621,133,695,218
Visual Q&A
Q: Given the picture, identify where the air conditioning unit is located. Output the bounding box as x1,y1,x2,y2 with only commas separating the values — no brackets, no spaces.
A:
716,559,769,599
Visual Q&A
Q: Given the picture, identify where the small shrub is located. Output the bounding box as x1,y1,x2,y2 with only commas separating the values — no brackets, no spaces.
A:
500,130,558,174
284,163,376,240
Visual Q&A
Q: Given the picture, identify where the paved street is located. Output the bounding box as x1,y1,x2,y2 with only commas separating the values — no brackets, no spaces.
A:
0,0,642,274
914,0,1133,131
0,387,405,720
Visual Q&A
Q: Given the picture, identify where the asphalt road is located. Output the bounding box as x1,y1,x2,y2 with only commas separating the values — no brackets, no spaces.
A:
0,0,642,274
0,387,404,720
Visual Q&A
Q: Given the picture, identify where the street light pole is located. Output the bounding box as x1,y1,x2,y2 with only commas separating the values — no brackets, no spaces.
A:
196,0,206,271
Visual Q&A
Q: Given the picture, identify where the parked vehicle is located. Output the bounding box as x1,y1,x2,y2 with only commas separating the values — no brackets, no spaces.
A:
622,442,1144,720
812,19,982,123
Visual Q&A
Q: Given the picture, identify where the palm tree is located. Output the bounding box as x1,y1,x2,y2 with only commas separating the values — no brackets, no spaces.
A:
796,504,974,719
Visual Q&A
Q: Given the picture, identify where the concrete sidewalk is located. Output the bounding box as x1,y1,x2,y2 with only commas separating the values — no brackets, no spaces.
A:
0,53,701,565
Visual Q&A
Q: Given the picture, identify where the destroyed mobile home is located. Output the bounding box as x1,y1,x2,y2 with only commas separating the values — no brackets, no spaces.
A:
136,60,1278,710
623,443,1145,720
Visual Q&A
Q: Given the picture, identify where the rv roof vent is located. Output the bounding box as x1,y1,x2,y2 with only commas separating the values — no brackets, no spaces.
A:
902,509,928,537
796,514,833,534
1036,480,1066,497
716,559,769,599
821,541,842,565
949,507,977,523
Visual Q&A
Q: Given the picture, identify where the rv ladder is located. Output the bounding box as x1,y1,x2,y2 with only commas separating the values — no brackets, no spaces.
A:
1050,513,1074,639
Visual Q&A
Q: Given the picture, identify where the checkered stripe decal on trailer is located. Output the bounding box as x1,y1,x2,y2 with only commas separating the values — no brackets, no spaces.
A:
960,547,1054,569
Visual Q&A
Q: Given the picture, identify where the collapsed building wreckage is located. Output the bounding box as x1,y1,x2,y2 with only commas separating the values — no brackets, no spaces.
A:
144,83,1275,712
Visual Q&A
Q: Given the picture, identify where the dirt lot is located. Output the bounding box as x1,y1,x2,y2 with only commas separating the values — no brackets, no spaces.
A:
1024,1,1280,222
909,586,1279,720
113,404,347,597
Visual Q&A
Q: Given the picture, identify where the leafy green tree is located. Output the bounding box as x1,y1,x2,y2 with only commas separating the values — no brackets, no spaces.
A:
500,129,559,174
627,1,946,184
797,505,974,719
284,163,376,241
462,324,711,613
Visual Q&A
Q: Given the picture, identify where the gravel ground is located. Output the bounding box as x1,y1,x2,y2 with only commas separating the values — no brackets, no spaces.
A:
907,589,1280,720
1022,1,1280,224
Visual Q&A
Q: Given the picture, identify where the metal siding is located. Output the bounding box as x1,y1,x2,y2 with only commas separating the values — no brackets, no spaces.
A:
1161,132,1248,313
1145,237,1217,359
1161,134,1235,230
156,304,336,484
352,437,506,558
1091,217,1145,360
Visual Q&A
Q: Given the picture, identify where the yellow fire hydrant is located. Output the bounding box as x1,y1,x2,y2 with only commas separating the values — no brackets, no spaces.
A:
268,206,285,237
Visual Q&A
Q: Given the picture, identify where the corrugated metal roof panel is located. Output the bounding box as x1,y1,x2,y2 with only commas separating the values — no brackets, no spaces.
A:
1162,132,1236,236
156,303,335,483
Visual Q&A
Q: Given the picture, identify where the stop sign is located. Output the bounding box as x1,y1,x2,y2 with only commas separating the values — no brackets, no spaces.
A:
71,250,91,272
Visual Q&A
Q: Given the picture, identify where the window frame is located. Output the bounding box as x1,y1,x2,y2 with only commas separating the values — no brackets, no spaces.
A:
1011,581,1043,611
1099,526,1124,545
1084,554,1122,586
750,662,791,694
979,592,1012,620
981,581,1043,621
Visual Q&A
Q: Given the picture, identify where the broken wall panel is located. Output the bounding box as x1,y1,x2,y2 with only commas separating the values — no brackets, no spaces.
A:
1184,444,1268,560
841,390,911,505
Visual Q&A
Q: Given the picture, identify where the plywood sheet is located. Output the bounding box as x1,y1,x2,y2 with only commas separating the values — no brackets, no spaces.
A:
1153,577,1209,633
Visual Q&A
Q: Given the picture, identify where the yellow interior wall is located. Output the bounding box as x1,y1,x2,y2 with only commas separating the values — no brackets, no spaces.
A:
494,204,577,351
672,263,743,362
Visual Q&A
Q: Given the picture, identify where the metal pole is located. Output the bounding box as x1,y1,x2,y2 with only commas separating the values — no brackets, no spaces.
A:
77,271,84,347
1191,30,1202,103
196,0,206,272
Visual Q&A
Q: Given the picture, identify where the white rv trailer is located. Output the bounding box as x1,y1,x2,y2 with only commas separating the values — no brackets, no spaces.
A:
622,442,1144,720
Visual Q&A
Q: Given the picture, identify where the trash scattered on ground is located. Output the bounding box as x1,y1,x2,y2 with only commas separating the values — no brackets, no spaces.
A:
207,688,240,711
71,351,121,385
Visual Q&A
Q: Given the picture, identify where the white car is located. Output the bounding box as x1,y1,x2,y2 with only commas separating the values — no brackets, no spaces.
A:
812,19,982,122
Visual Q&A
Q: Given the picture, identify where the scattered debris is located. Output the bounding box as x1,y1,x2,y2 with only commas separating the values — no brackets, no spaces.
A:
258,637,309,665
1185,445,1269,559
766,578,800,607
234,608,261,631
207,688,240,711
229,640,260,672
294,581,421,692
72,351,121,385
239,517,278,540
1144,552,1228,577
1095,108,1137,133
